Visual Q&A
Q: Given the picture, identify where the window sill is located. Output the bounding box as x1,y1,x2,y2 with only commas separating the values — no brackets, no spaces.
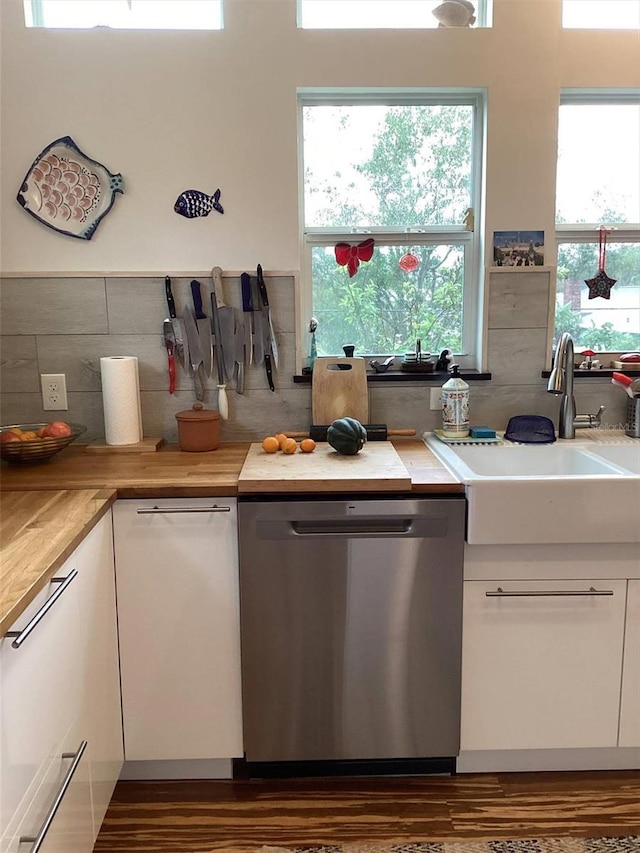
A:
293,369,492,384
541,368,640,379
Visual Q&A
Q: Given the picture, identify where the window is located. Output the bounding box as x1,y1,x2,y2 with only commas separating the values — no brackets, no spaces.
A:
563,1,640,29
300,93,483,363
298,0,491,29
554,94,640,354
24,0,222,30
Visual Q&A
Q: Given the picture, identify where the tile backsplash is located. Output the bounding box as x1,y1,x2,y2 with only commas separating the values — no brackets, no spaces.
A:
0,270,628,443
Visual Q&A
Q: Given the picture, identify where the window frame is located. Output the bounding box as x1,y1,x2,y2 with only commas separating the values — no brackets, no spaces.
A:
554,90,640,358
296,0,492,30
297,89,486,368
23,0,223,30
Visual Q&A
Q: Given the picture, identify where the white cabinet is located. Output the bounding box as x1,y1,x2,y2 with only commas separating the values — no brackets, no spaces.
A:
460,578,627,751
112,498,243,761
619,579,640,748
0,513,122,853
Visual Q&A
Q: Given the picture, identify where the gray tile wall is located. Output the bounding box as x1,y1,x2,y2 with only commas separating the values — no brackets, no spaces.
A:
0,271,628,443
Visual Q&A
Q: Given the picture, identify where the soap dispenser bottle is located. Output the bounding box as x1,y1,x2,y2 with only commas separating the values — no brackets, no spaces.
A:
441,365,470,438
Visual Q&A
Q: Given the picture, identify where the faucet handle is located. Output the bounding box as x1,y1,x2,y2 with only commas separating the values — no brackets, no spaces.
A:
574,405,605,429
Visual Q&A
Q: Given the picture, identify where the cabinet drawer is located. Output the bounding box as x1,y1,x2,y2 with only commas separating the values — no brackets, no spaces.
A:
0,561,83,838
461,578,627,751
1,732,93,853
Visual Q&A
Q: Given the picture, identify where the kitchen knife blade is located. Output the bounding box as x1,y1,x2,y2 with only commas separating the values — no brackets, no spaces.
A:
165,275,187,370
183,307,205,401
257,264,279,370
190,279,213,377
250,276,264,366
212,266,236,381
163,319,176,395
241,272,254,366
210,268,229,420
234,316,245,394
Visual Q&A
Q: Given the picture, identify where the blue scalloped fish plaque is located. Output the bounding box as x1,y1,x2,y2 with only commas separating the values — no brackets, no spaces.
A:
17,136,124,240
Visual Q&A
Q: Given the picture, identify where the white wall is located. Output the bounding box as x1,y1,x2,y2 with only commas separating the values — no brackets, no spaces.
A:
1,0,638,275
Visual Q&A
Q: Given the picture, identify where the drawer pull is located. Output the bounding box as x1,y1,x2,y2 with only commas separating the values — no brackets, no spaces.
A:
486,586,614,598
19,740,88,853
5,569,78,649
136,505,231,514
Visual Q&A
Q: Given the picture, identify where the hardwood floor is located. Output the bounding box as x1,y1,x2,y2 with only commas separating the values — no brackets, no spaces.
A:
93,770,640,853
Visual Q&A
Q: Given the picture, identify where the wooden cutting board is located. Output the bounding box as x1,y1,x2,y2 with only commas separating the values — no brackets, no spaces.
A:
238,441,411,493
312,357,369,425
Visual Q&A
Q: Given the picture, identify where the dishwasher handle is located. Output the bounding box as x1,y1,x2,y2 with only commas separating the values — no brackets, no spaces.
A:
291,518,412,536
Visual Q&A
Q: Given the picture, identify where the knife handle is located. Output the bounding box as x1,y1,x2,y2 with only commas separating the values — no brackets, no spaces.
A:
241,273,253,312
167,353,176,394
218,384,229,420
191,280,206,320
165,276,177,319
264,353,275,392
257,264,269,307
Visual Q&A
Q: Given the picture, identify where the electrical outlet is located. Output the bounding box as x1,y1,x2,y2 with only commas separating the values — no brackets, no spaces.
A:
429,387,442,411
41,373,68,411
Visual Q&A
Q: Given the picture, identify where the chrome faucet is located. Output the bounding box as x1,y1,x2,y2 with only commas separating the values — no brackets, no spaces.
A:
548,332,577,438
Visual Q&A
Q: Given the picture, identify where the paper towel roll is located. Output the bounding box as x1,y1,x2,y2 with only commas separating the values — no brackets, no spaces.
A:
100,356,143,445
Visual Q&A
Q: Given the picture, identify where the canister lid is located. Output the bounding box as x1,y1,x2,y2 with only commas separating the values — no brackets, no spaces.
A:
175,402,220,422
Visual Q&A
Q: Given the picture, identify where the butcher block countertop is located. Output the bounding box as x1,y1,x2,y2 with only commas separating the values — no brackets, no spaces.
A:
0,489,116,635
0,439,462,496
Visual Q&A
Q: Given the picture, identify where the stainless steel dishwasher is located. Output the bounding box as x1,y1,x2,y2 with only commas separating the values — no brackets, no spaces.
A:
238,495,465,776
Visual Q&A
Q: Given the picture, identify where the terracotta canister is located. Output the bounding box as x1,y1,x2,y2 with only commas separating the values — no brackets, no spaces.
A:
175,403,220,451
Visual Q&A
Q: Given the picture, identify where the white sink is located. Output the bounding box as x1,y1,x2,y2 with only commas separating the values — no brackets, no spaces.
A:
424,434,640,546
585,444,640,475
434,443,628,479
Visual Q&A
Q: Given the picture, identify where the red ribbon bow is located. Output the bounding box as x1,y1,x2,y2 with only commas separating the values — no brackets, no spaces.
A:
334,238,375,277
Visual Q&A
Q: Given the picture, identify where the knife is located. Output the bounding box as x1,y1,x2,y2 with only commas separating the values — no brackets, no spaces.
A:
190,279,213,377
165,276,187,370
183,307,205,401
250,276,264,366
241,273,254,366
163,319,176,395
211,266,236,381
210,268,229,419
234,315,245,394
257,264,279,370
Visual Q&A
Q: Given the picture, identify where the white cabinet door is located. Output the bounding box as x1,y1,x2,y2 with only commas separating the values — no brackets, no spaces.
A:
0,562,83,840
113,498,243,761
74,514,124,835
619,579,640,748
461,579,627,751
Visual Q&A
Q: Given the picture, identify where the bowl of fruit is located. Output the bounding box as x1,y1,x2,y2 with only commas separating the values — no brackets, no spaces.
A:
0,422,86,463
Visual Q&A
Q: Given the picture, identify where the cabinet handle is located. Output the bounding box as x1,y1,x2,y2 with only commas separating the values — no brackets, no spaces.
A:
5,569,78,649
486,586,614,597
136,505,231,514
19,740,88,853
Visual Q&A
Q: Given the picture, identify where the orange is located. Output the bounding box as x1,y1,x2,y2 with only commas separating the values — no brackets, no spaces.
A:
300,438,316,453
282,438,298,454
20,431,39,441
261,436,280,453
275,432,288,450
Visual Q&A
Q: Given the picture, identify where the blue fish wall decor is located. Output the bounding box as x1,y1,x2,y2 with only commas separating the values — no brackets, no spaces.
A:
174,188,224,219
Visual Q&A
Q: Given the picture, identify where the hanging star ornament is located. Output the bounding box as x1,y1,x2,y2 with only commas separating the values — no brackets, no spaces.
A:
584,226,617,300
585,268,617,300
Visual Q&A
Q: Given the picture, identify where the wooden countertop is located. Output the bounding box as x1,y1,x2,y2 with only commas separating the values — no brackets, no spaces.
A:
0,489,116,635
0,440,463,496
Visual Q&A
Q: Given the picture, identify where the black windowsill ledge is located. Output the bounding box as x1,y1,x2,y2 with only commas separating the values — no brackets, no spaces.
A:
293,369,492,384
541,368,640,379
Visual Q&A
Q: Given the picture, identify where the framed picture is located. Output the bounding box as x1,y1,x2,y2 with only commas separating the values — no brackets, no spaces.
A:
493,230,545,267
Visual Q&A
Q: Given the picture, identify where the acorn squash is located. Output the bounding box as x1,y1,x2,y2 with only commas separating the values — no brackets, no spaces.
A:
327,417,367,455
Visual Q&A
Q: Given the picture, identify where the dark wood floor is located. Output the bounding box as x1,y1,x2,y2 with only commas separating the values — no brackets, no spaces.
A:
93,770,640,852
